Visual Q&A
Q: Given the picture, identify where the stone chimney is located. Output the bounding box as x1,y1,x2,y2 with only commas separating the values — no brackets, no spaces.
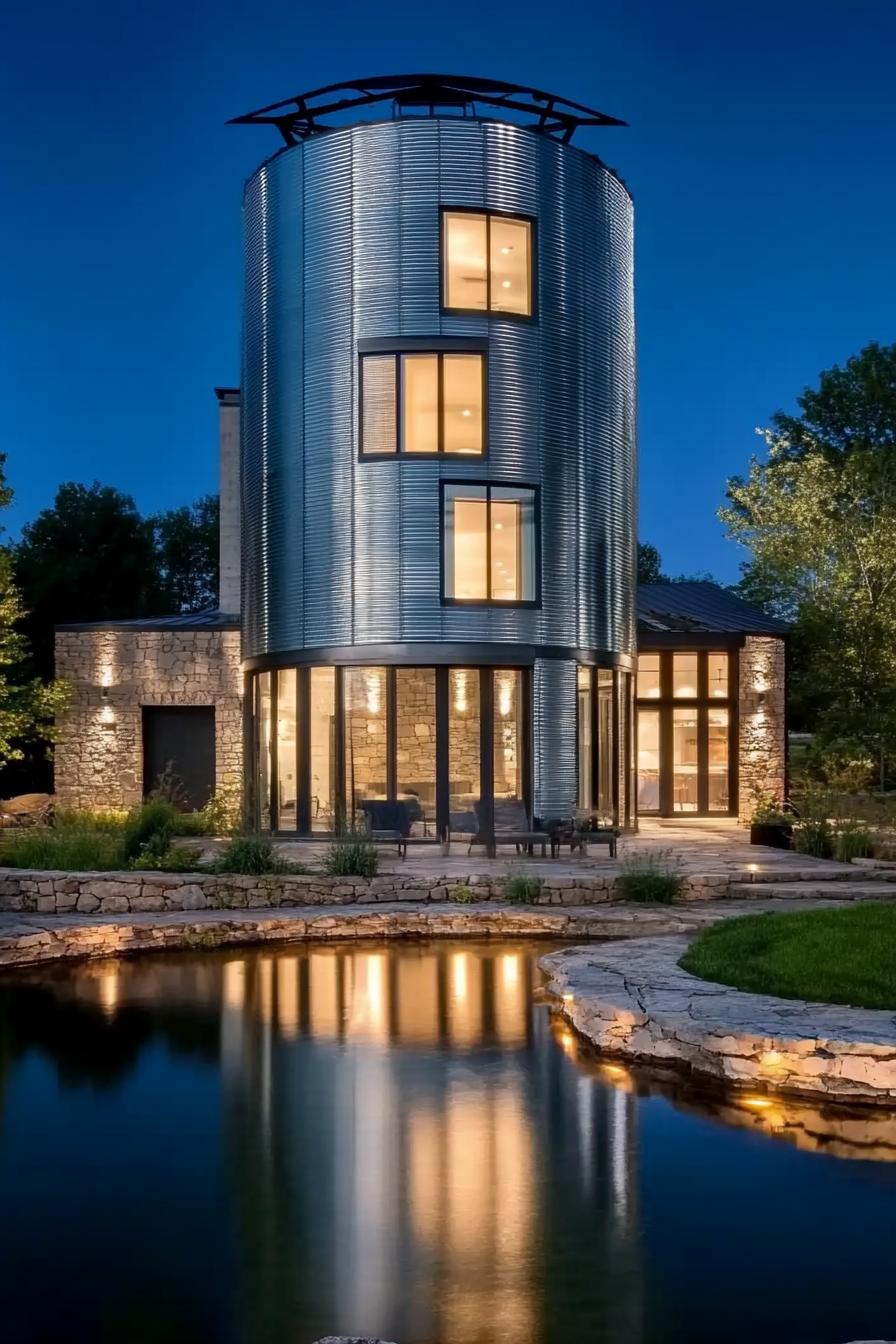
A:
214,388,241,615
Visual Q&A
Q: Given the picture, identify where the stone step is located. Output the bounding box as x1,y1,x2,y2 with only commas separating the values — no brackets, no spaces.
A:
734,865,860,882
728,881,896,901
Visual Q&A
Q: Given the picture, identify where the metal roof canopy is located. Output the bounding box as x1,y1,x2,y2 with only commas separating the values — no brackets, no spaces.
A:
229,74,627,146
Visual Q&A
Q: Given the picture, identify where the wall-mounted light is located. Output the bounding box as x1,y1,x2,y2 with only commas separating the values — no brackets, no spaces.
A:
453,671,468,715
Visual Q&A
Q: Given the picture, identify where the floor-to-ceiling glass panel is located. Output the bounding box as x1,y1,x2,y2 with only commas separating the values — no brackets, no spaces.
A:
276,669,297,831
636,708,660,813
577,666,593,810
396,667,436,837
672,707,699,812
708,652,729,699
636,653,661,699
309,667,336,832
257,672,272,830
597,670,614,819
344,667,388,820
448,669,480,820
493,670,523,803
672,654,699,698
708,707,730,812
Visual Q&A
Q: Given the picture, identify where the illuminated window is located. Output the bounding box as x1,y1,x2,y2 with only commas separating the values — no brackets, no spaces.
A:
443,210,533,316
672,654,699,698
360,352,484,455
637,654,661,699
442,483,536,603
708,652,729,698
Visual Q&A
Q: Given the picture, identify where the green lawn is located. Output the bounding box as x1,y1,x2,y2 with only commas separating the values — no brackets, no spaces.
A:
679,903,896,1010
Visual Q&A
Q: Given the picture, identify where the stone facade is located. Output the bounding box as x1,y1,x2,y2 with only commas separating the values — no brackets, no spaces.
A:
738,635,787,822
54,627,243,811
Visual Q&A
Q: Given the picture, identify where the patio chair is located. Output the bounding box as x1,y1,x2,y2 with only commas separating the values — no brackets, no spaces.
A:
358,799,415,859
467,798,548,856
549,809,619,858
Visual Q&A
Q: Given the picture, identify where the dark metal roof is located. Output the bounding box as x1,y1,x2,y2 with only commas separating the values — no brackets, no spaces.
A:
637,583,789,636
56,610,240,633
229,74,626,147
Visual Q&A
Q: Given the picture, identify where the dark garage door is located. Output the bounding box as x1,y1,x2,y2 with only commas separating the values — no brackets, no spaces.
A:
142,707,216,810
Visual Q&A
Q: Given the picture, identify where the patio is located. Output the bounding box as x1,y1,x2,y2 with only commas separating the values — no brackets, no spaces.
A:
254,817,855,883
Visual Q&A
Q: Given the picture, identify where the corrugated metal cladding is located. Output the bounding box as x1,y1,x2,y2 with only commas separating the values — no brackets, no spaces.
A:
241,116,636,662
533,658,577,819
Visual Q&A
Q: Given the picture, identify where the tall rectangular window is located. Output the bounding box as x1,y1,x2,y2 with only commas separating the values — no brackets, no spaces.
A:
443,483,536,603
361,352,484,456
443,210,533,316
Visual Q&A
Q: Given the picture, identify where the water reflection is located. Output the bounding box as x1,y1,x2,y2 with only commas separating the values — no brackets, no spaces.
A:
1,943,895,1344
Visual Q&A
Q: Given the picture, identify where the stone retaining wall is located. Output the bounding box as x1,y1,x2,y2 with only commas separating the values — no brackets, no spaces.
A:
542,938,896,1105
0,867,732,915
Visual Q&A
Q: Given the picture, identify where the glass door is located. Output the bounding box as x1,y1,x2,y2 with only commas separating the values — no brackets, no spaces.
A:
637,709,660,813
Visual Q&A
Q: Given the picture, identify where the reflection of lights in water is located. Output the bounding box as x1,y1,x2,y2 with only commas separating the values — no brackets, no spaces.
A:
610,1088,629,1222
562,992,574,1004
277,958,299,1040
742,1095,774,1110
502,953,519,987
98,968,119,1016
452,952,468,1001
577,1076,594,1191
223,959,245,1009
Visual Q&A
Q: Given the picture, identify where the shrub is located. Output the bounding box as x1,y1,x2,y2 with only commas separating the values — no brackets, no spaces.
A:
615,850,683,904
448,883,476,903
834,823,875,863
122,800,179,861
147,762,191,809
0,828,125,871
791,817,834,859
211,835,295,875
502,870,543,904
322,830,378,879
130,842,204,872
53,807,128,834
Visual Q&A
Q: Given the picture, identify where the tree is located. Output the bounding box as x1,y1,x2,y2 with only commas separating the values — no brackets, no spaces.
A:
13,483,168,680
637,542,665,585
14,485,221,681
152,495,219,613
721,344,896,781
768,342,896,463
0,456,67,770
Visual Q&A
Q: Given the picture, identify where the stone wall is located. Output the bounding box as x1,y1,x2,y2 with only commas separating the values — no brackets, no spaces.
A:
54,627,243,811
738,635,786,823
0,866,733,914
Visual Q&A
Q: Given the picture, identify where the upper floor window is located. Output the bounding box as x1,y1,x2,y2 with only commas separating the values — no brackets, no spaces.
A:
361,352,485,456
443,210,533,317
442,482,537,603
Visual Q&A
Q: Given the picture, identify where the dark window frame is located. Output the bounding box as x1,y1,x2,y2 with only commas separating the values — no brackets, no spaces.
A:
635,648,738,818
359,349,488,460
248,662,534,851
440,478,541,609
440,206,537,321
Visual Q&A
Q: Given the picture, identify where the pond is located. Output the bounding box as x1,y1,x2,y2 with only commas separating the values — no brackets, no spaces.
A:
1,940,895,1344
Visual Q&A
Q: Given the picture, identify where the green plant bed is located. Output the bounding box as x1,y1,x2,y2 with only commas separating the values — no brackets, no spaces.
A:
680,904,896,1010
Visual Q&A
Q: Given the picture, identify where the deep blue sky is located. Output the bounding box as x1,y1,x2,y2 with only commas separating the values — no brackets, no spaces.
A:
3,1,894,580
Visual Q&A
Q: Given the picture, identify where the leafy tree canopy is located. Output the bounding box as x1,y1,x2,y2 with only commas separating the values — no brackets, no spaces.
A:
0,456,67,768
721,342,896,777
14,483,219,680
152,495,219,614
636,542,665,585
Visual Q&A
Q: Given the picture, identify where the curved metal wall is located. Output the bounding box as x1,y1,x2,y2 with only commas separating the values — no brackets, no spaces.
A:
241,117,636,665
